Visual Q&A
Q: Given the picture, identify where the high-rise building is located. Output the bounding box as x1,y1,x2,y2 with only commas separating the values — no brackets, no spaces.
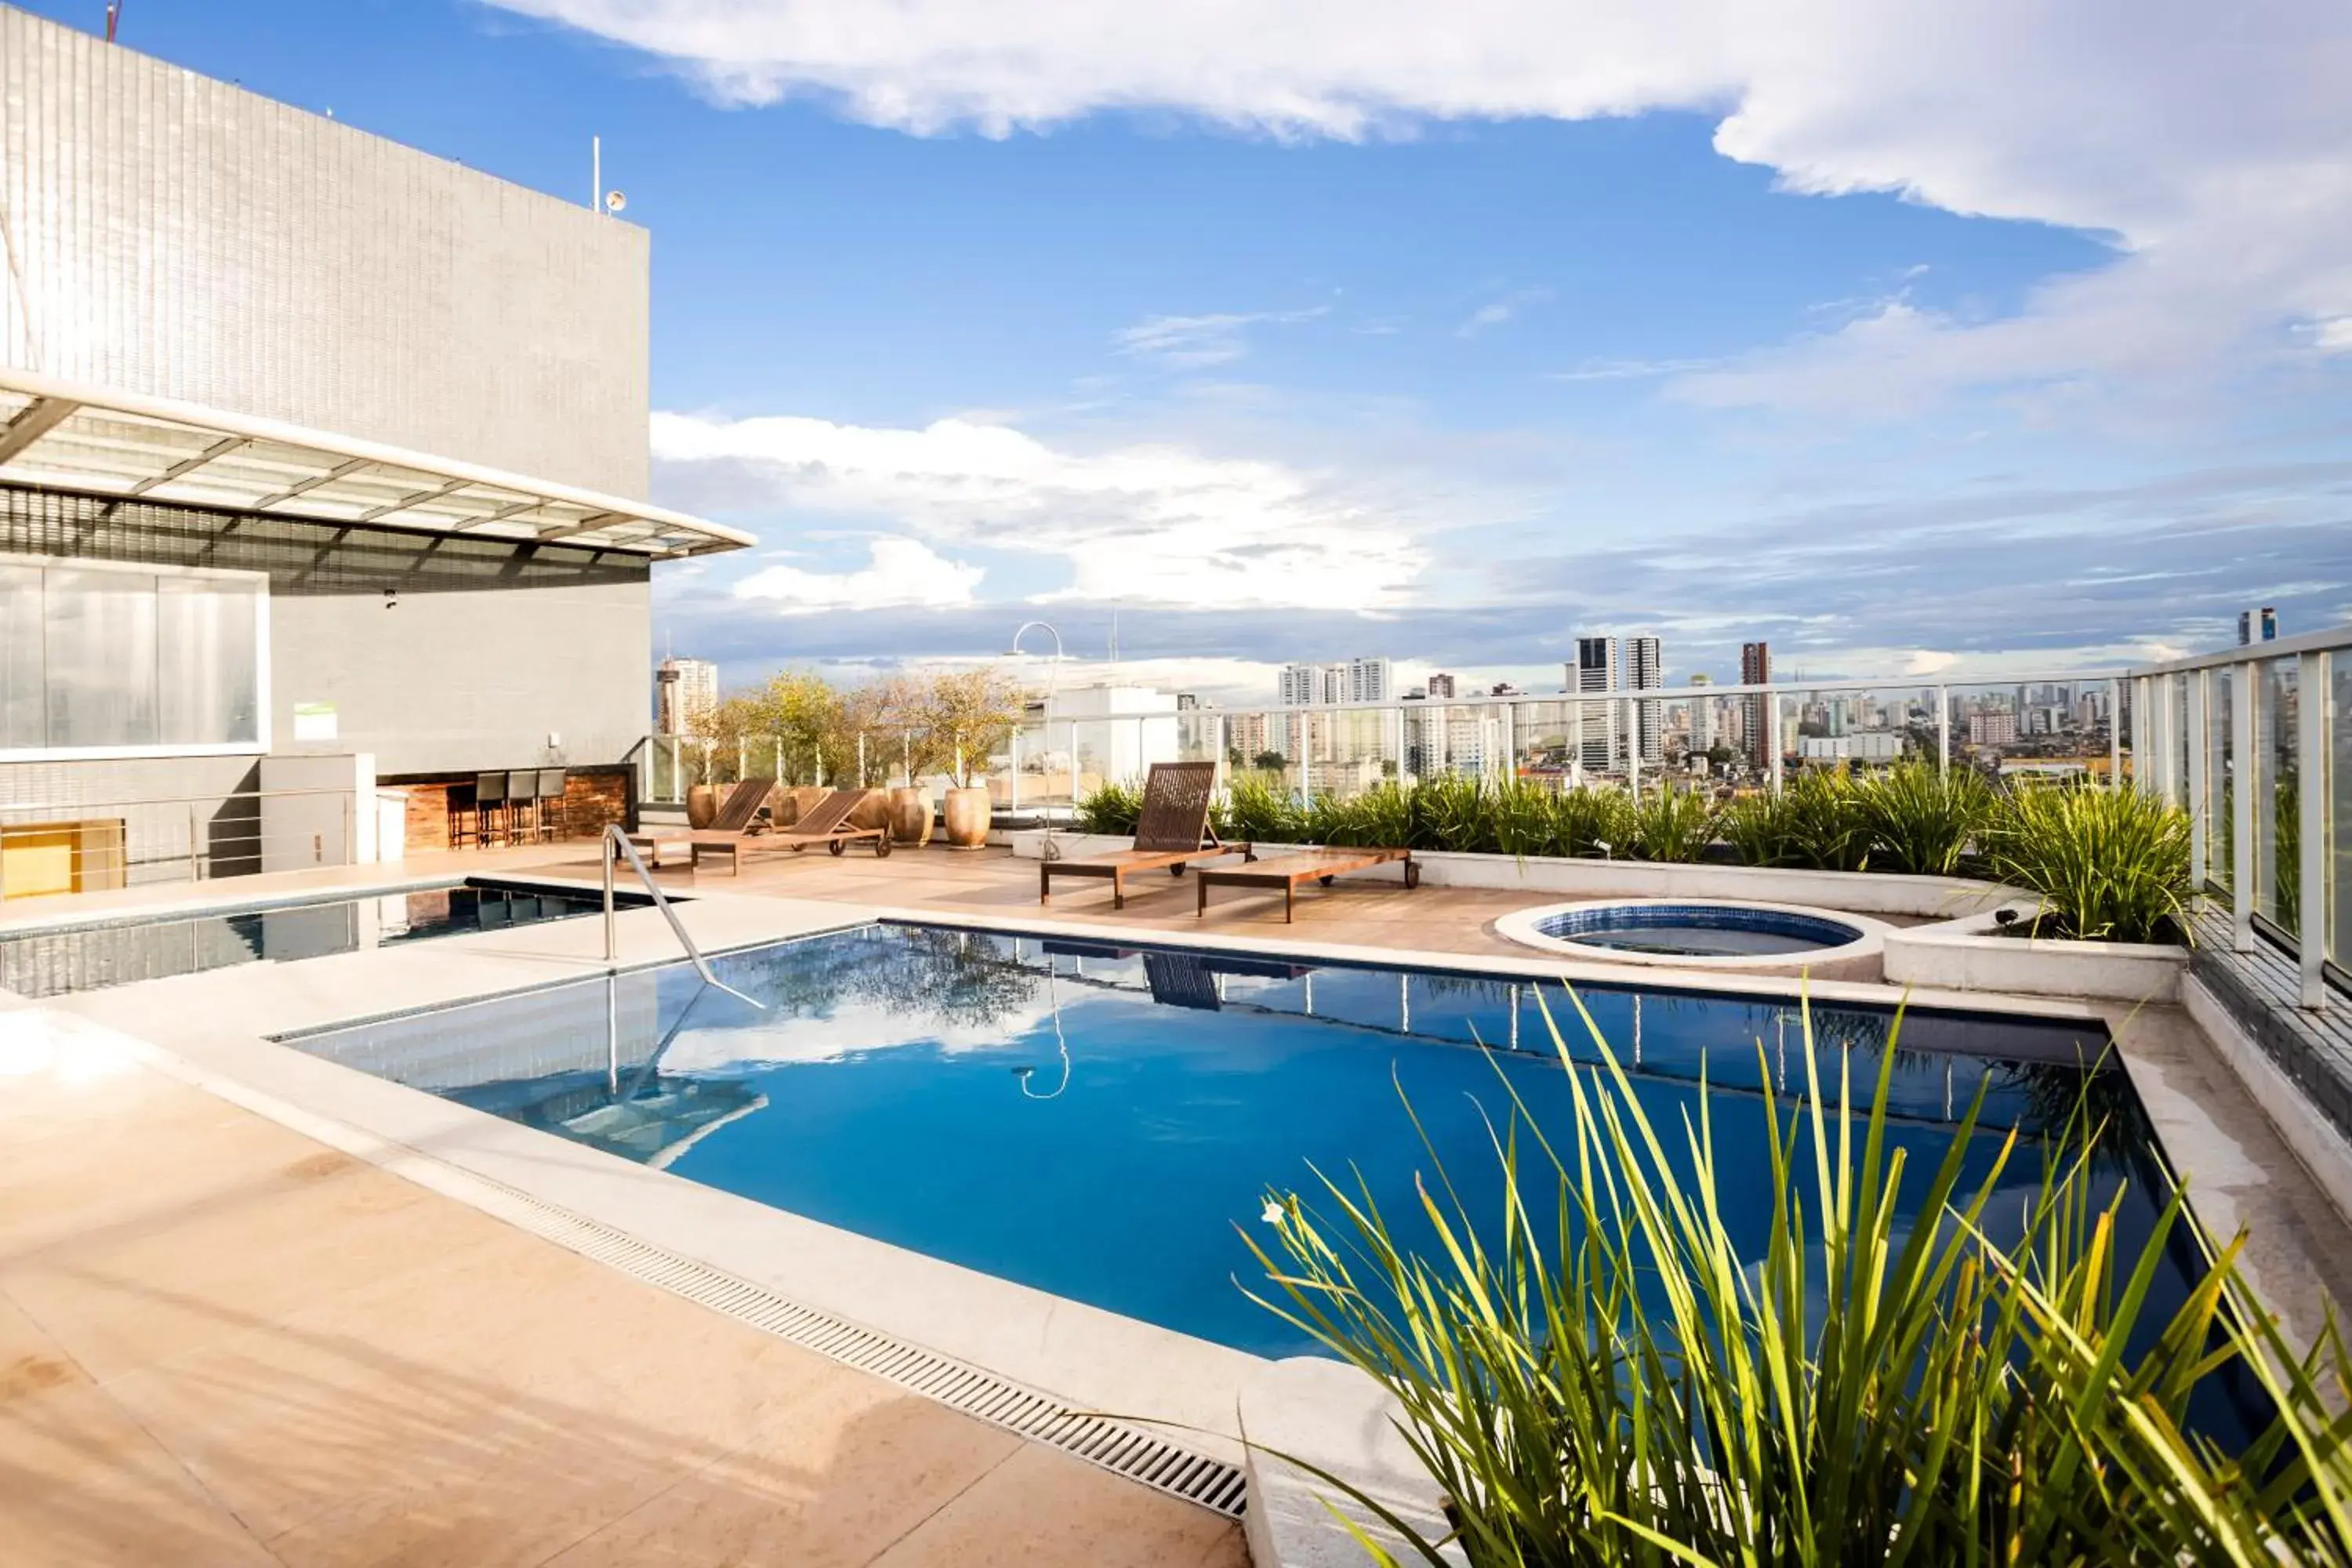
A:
1740,641,1773,770
1279,657,1392,706
1624,634,1663,767
1689,673,1715,753
1426,672,1457,699
1571,637,1619,771
1568,635,1663,769
655,657,719,735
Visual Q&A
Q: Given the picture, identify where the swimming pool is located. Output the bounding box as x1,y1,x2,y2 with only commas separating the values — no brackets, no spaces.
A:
287,922,2261,1441
0,879,633,999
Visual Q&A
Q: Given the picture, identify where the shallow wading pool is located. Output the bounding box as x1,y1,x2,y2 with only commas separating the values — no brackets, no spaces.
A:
286,921,2264,1445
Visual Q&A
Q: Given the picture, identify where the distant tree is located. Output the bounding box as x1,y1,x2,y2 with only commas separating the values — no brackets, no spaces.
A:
1253,750,1290,772
1225,746,1247,768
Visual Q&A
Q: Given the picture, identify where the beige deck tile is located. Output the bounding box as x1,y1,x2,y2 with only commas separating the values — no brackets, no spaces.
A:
0,1289,276,1567
4,1143,506,1383
543,1380,1025,1568
864,1441,1249,1568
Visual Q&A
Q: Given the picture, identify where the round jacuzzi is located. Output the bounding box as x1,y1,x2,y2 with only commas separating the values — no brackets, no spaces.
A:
1495,898,1892,971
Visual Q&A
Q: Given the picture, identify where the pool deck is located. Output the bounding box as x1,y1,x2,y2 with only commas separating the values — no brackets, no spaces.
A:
8,840,2352,1566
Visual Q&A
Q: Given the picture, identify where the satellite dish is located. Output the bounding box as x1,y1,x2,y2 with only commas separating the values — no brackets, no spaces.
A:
604,190,627,213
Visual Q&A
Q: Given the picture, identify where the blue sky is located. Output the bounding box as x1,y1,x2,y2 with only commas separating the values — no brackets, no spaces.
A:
39,0,2352,698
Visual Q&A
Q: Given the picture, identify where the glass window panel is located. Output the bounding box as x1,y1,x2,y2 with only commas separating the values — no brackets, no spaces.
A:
2254,659,2297,935
0,564,41,748
158,577,260,746
44,568,157,748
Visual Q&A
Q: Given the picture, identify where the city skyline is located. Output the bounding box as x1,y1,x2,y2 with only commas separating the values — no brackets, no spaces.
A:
30,0,2347,701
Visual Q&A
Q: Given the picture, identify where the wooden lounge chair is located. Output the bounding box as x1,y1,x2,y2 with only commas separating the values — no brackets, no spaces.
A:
684,787,892,875
1194,845,1418,923
1039,760,1242,910
625,779,774,867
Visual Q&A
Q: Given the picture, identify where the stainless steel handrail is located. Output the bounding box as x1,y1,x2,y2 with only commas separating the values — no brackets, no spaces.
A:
600,824,765,1011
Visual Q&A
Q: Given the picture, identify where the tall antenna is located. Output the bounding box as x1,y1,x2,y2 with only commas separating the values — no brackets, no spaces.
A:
105,2,122,41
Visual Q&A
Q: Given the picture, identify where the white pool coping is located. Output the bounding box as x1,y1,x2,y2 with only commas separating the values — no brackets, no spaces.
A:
12,872,2352,1566
1492,896,1894,973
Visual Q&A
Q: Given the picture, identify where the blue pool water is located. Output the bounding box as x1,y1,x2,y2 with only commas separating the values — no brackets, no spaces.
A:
1534,902,1862,956
0,879,631,999
290,922,2260,1442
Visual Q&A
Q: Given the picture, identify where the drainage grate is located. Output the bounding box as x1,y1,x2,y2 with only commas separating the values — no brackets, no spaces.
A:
449,1170,1250,1520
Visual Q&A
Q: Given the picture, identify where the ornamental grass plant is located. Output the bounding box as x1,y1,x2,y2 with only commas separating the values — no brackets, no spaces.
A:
1247,993,2352,1566
1628,784,1716,862
1984,782,2194,944
1853,761,1995,876
1073,779,1144,835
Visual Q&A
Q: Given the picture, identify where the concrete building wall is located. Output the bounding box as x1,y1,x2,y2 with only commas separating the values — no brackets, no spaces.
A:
0,5,651,499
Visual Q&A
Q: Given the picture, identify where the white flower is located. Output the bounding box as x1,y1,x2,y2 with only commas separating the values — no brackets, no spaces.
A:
1261,1200,1286,1225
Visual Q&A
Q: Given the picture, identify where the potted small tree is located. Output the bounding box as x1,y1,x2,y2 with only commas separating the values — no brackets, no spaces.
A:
927,670,1026,848
876,675,943,846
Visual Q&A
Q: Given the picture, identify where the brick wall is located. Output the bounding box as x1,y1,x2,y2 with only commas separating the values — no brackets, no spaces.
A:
563,770,630,837
404,785,453,852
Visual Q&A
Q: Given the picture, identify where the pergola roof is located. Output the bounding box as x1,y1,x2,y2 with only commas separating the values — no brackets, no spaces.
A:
0,369,753,557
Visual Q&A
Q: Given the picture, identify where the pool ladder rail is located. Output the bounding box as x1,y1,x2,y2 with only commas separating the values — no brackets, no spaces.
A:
599,825,765,1011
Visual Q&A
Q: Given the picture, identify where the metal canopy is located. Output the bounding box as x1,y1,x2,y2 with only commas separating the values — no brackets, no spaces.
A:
0,369,753,557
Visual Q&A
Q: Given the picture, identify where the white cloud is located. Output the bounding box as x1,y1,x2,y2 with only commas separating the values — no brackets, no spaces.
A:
1455,289,1550,338
731,535,983,613
654,409,1428,611
1112,307,1325,367
494,0,2352,414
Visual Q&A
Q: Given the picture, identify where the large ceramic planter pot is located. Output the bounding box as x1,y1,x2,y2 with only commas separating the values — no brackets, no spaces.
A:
685,785,720,829
776,786,826,827
941,786,992,849
888,786,934,846
847,790,892,832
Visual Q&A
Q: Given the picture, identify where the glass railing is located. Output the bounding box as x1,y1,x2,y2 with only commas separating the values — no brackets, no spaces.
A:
626,625,2350,1009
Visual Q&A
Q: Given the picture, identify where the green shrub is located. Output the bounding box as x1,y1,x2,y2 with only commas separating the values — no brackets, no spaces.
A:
1414,773,1497,855
1483,777,1557,858
1719,789,1795,866
1220,774,1306,845
1783,766,1871,870
1249,993,2352,1564
1628,783,1715,862
1552,785,1637,858
1855,760,1995,875
1071,779,1142,835
1305,782,1416,848
1986,782,2193,943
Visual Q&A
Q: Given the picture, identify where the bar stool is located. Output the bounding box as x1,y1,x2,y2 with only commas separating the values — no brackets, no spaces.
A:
474,771,510,847
506,770,540,844
534,768,568,840
446,780,479,849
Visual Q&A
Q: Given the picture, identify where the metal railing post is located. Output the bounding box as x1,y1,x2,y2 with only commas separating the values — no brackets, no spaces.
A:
2187,669,2209,891
1936,686,1951,771
2109,677,2125,786
1624,695,1641,800
602,828,618,962
2300,650,2329,1008
187,802,200,881
2233,660,2257,953
1009,730,1022,814
1766,691,1784,794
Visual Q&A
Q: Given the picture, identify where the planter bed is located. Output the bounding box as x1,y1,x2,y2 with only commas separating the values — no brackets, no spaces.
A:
1010,832,2012,920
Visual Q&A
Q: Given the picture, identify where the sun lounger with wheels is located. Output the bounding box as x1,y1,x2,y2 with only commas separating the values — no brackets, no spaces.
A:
1039,760,1242,909
683,787,891,874
626,778,774,866
1194,845,1417,922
